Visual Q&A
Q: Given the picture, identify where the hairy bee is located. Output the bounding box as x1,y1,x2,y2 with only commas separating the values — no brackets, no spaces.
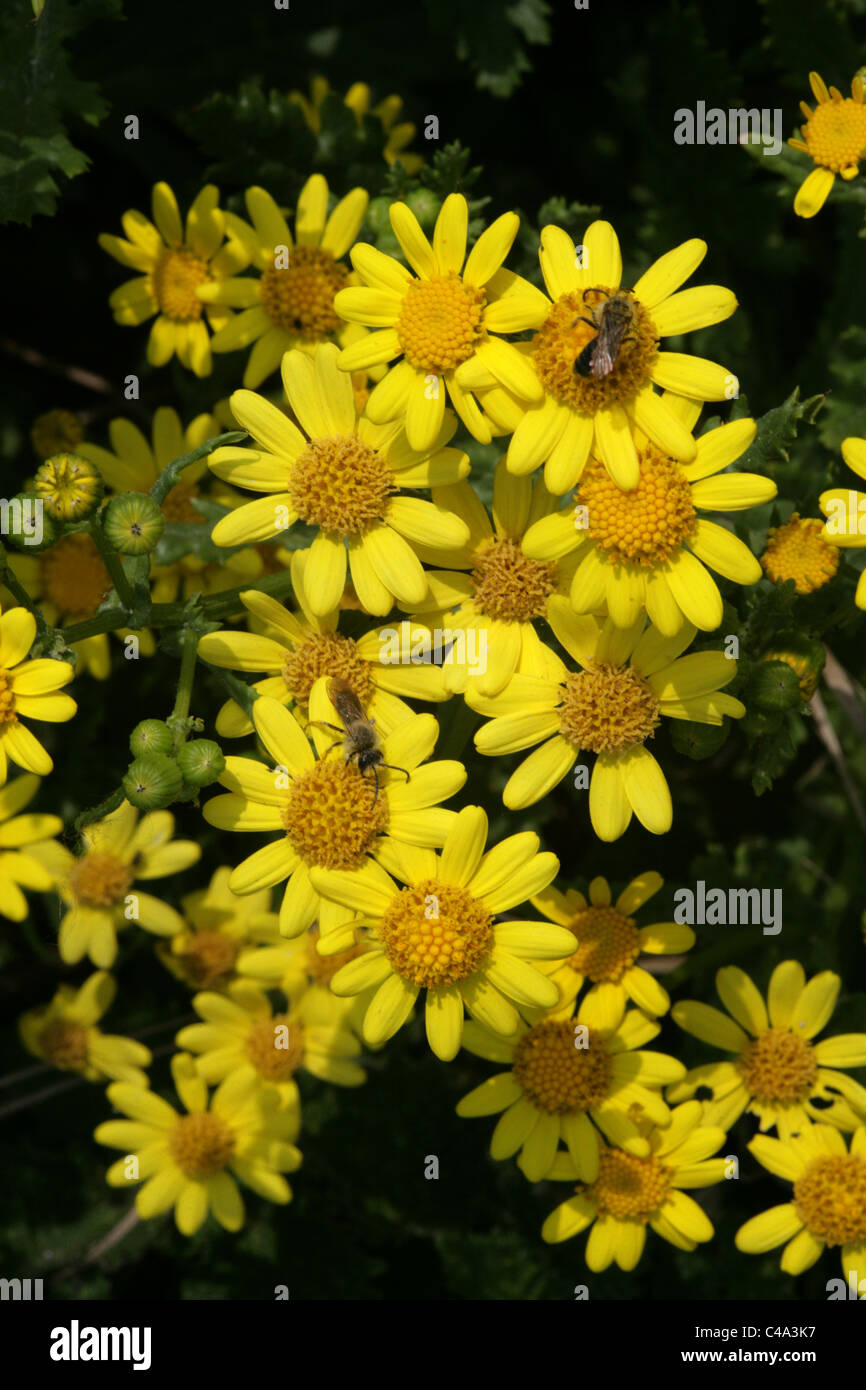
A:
309,677,410,806
572,289,638,378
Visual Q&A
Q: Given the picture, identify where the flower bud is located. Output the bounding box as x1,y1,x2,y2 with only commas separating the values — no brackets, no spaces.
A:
123,754,183,809
3,493,60,552
747,660,802,713
176,739,226,787
34,454,104,522
760,633,825,702
129,719,174,757
103,493,165,554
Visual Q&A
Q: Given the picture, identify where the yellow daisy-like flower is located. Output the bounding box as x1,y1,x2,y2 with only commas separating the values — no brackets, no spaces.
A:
669,962,866,1139
761,513,840,594
523,401,775,634
207,343,470,614
197,565,451,740
155,866,277,991
199,176,369,389
736,1124,866,1284
176,979,365,1117
202,691,466,942
789,72,866,218
468,602,744,836
34,799,201,968
99,183,249,376
94,1053,301,1236
0,605,76,786
819,436,866,609
480,220,738,493
405,459,579,698
0,774,63,920
456,992,685,1181
541,1101,728,1269
8,534,155,681
334,193,548,451
532,872,696,1019
311,804,572,1060
20,971,151,1086
289,77,422,172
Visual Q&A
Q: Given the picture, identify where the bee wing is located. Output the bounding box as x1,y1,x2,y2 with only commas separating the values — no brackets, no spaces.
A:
591,345,616,377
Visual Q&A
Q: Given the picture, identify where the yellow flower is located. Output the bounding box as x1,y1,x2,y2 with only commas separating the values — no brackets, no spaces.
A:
523,403,775,634
533,872,695,1019
0,605,76,785
761,513,839,594
20,972,151,1085
819,435,866,609
236,922,371,1027
456,992,685,1181
176,979,365,1116
207,343,470,615
99,182,249,376
334,193,548,451
197,567,452,740
669,962,866,1139
468,603,744,836
34,799,201,968
404,459,579,698
789,72,866,218
199,176,370,388
289,78,422,172
155,865,278,991
8,534,154,681
202,691,466,943
94,1053,301,1236
311,804,571,1060
482,220,737,493
542,1101,728,1270
735,1125,866,1284
0,773,63,920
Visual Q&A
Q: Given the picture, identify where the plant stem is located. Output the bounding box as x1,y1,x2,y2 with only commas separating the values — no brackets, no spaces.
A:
0,556,54,639
171,627,198,724
89,514,137,613
74,785,125,835
60,607,128,645
149,430,247,506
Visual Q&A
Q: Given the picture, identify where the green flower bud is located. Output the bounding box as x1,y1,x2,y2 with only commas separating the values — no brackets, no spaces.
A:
3,493,60,552
365,196,392,235
669,719,730,761
129,719,174,757
123,754,183,810
760,632,825,702
176,739,226,788
34,453,104,522
103,493,165,555
405,189,439,227
748,660,802,713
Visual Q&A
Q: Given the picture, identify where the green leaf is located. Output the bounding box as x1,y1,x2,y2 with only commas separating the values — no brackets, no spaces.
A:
0,0,123,224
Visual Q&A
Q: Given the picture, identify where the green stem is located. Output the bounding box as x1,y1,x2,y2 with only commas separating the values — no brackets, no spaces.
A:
0,556,54,639
171,627,198,724
149,430,247,506
89,514,137,613
60,607,128,644
74,785,125,835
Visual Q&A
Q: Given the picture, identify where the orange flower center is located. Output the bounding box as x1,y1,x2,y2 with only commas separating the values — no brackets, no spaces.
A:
38,1018,89,1070
803,97,866,172
379,878,492,988
169,1112,236,1178
395,274,485,372
761,514,839,594
245,1015,305,1082
579,450,696,566
68,852,133,908
152,246,211,320
288,435,394,535
513,1020,612,1115
0,671,16,725
532,287,659,411
40,533,112,622
579,1146,671,1220
281,634,374,706
281,759,388,869
568,904,641,982
737,1027,818,1104
471,537,558,621
559,662,661,753
161,480,206,524
259,247,348,337
793,1153,866,1246
176,931,240,989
